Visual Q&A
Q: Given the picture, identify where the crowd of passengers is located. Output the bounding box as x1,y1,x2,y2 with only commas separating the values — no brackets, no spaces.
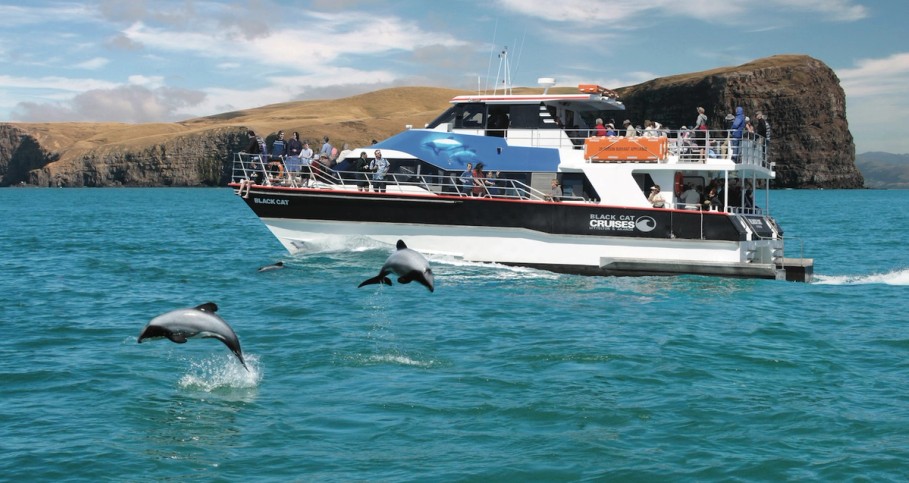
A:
652,177,759,212
237,130,391,195
585,106,771,163
238,129,527,198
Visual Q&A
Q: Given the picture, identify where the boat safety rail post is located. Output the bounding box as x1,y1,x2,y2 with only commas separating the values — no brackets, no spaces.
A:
233,153,270,186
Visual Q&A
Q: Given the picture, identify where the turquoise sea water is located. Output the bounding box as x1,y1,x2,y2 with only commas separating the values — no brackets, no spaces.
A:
1,188,908,481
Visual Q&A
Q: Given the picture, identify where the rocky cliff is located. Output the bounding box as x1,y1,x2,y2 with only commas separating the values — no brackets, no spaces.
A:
0,55,863,188
617,55,862,188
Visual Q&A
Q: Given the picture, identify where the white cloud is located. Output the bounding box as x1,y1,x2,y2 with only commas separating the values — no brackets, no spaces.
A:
778,0,868,21
74,57,110,70
837,52,909,153
0,74,118,92
120,11,468,70
127,75,165,88
838,52,909,97
495,0,866,25
11,84,206,123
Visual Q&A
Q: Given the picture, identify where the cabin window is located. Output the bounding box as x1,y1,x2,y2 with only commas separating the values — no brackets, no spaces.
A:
486,107,510,137
508,104,547,129
456,103,486,129
426,106,459,129
560,172,599,201
633,173,657,195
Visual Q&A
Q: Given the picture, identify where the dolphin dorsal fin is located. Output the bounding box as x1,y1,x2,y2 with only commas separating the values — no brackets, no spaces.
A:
396,240,407,250
195,302,219,313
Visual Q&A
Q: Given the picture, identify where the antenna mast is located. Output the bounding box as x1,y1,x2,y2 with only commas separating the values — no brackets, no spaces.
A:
493,46,512,95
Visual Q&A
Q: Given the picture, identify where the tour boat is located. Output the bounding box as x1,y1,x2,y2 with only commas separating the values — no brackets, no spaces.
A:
229,81,813,282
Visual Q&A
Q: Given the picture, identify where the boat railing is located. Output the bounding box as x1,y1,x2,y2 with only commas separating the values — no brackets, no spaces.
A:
230,153,580,202
578,129,768,168
665,201,765,215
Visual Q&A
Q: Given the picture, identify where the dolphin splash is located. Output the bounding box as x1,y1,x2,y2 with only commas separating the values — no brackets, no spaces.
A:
358,239,435,292
138,302,248,370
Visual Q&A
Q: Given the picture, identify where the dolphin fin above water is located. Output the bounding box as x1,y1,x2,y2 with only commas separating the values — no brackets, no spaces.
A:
258,261,285,272
358,275,393,288
138,302,248,371
358,240,434,292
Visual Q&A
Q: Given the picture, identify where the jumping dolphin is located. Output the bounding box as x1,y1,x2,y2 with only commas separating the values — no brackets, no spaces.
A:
258,261,285,272
358,239,435,292
138,302,248,371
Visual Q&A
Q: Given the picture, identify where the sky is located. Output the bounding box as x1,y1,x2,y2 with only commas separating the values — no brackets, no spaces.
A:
1,0,907,154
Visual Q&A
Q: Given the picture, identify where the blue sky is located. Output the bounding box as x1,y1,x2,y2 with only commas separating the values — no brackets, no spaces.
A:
1,0,907,154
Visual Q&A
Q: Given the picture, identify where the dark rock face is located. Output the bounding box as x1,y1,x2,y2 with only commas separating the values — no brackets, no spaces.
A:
617,55,863,188
0,126,249,187
0,125,59,186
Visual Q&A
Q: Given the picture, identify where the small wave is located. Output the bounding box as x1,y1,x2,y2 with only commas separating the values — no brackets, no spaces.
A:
361,353,437,368
814,268,909,286
178,353,262,391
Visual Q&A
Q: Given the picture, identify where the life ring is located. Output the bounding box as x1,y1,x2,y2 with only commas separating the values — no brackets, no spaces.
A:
674,171,684,196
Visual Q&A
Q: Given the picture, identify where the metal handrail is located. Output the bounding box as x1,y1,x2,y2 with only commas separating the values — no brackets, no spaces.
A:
230,153,588,202
577,129,769,168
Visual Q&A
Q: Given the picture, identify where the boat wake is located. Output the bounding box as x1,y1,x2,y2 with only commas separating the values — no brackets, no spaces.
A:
814,268,909,286
431,254,557,274
178,353,262,392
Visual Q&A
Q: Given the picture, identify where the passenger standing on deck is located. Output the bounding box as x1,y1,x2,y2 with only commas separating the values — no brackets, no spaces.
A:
369,149,389,193
267,131,287,181
300,140,314,186
244,130,262,155
546,179,562,202
648,185,666,208
755,111,771,158
595,118,607,137
472,162,492,197
623,120,637,138
270,131,287,158
284,131,303,179
694,107,708,162
320,136,332,159
704,187,723,211
681,184,701,210
744,181,755,209
238,130,265,196
354,151,371,191
338,143,353,163
731,107,745,161
605,123,616,136
459,163,473,195
286,132,302,157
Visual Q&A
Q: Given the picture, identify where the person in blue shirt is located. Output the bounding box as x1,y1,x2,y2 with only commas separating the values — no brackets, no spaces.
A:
731,107,745,161
320,136,333,158
459,163,473,195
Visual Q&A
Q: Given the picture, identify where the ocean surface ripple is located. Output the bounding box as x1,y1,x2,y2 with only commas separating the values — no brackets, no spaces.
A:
1,188,907,481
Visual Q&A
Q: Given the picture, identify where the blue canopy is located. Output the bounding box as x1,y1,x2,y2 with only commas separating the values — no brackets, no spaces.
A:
373,130,561,172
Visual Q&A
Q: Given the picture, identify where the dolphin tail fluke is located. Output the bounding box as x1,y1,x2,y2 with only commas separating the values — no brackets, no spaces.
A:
358,274,393,288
